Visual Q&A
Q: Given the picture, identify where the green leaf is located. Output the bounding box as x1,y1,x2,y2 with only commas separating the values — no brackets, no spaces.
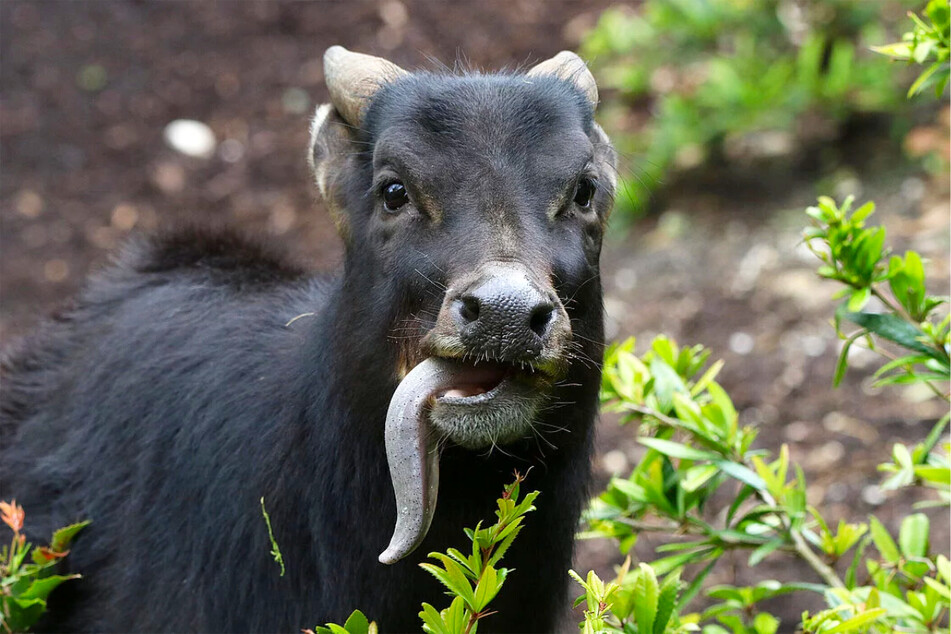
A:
50,520,91,553
824,607,887,633
473,565,502,612
677,559,716,609
833,330,865,388
847,287,871,313
869,516,900,563
752,612,779,634
923,576,951,600
421,555,477,608
633,564,659,634
650,357,689,413
845,535,871,589
17,574,81,602
418,603,451,634
486,527,522,569
681,464,719,492
654,572,680,634
445,596,467,633
341,610,370,634
3,596,47,632
899,513,930,559
749,538,786,567
908,59,945,97
851,201,876,224
841,312,933,356
638,437,719,461
714,460,768,492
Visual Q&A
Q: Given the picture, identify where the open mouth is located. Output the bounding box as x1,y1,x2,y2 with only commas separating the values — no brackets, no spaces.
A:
433,360,551,404
379,355,559,565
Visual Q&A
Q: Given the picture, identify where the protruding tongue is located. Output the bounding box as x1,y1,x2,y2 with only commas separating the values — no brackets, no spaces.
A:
379,357,501,564
379,358,454,564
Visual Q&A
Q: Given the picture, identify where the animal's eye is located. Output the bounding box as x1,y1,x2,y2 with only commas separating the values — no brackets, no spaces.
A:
382,181,410,212
573,177,596,209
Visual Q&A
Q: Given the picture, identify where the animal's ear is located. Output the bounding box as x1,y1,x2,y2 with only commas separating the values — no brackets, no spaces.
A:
323,45,408,128
309,47,408,240
308,103,357,239
527,51,598,111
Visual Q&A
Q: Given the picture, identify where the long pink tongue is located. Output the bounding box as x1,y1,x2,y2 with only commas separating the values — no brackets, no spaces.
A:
379,357,470,564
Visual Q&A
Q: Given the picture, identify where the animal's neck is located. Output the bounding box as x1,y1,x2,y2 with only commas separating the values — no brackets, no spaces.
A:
301,275,401,437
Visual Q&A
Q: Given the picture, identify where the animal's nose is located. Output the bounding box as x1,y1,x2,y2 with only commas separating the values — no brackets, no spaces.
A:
450,267,563,360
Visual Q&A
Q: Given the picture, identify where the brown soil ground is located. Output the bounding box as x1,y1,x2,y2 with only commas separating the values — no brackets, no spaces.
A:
2,2,948,632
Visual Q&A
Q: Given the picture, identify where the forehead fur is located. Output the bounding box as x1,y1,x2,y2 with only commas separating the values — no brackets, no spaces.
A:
363,73,595,145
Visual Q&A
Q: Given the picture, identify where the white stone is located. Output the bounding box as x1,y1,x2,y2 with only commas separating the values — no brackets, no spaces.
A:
729,331,754,355
163,119,216,159
601,450,629,476
861,485,886,506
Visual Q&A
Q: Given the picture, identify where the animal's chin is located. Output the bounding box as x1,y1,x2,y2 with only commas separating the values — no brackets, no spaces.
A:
427,360,550,449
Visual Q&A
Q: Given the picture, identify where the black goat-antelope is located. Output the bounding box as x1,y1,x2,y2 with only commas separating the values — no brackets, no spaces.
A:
0,47,617,632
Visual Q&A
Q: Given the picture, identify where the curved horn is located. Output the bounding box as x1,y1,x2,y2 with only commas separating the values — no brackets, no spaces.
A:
323,46,408,127
527,51,598,110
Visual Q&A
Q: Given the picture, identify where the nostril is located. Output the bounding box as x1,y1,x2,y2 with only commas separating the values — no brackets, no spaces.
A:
529,303,555,338
457,296,481,324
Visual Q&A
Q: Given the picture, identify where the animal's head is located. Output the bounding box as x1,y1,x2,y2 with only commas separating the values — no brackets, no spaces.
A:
309,47,616,563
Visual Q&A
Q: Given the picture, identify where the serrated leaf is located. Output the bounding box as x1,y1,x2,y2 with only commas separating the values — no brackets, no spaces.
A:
486,528,521,570
17,574,80,602
420,556,477,608
419,603,450,634
473,566,500,612
445,548,478,578
341,610,370,634
51,520,90,553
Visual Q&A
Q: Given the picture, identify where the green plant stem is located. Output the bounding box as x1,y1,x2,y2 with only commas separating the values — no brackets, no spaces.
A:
870,287,912,323
790,528,844,589
611,518,685,533
863,337,949,402
617,400,850,589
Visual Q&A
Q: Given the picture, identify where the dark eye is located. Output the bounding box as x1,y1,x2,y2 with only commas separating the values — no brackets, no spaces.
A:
382,181,409,212
573,177,596,209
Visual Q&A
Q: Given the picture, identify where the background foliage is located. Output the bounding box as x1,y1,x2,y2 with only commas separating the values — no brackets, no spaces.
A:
580,0,941,218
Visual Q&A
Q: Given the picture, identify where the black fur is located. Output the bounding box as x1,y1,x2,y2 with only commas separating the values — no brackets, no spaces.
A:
1,68,610,632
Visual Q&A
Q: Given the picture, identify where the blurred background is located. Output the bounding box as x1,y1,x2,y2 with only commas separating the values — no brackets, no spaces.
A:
1,1,948,628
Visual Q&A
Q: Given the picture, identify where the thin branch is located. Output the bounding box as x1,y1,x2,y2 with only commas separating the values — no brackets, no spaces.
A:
790,529,845,589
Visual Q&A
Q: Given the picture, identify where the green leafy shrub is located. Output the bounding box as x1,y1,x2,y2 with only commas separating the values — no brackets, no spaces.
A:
577,334,948,632
0,500,89,632
571,193,949,632
803,195,950,504
873,0,951,97
580,0,918,217
417,471,538,634
310,472,538,634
